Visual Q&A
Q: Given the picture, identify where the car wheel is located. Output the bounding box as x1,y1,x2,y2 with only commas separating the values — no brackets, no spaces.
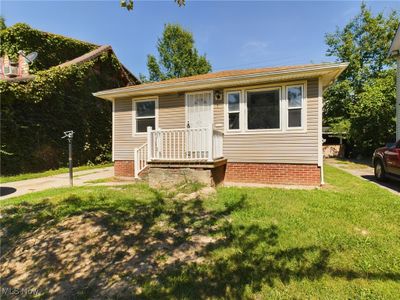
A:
374,160,386,180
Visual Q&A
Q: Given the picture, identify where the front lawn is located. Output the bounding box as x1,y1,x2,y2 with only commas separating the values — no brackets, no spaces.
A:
0,165,399,299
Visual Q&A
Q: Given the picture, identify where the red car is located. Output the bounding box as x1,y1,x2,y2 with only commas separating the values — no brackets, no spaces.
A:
373,140,400,181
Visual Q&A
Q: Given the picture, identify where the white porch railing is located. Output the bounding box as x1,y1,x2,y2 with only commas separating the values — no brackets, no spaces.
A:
134,143,148,178
213,129,224,160
147,126,223,162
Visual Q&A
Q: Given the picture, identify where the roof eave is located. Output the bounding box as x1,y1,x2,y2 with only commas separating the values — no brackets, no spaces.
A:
388,24,400,57
93,63,349,101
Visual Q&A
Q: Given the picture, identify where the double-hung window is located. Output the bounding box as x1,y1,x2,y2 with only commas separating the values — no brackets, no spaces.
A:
287,85,303,128
247,88,280,130
134,99,157,133
227,92,241,130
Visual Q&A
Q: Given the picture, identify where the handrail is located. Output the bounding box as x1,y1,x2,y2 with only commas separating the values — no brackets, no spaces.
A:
134,143,148,178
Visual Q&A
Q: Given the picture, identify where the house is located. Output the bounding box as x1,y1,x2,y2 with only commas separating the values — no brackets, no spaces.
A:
0,52,30,80
1,23,139,175
0,44,138,84
94,62,347,186
389,24,400,141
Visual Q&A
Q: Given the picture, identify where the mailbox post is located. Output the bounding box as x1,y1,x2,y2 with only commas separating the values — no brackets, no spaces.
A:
62,130,74,187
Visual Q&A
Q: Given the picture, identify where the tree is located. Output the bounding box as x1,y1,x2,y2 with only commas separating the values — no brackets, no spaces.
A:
324,3,399,155
349,70,396,154
144,24,212,82
0,16,6,31
120,0,184,11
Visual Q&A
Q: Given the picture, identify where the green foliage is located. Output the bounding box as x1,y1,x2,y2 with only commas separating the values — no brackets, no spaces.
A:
120,0,185,11
324,3,399,155
0,24,130,175
0,23,96,73
145,23,212,82
330,119,351,135
0,16,6,31
349,70,396,153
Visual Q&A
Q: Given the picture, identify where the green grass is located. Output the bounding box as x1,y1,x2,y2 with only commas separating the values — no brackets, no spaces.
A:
1,165,399,299
0,163,113,184
84,176,116,184
328,158,371,169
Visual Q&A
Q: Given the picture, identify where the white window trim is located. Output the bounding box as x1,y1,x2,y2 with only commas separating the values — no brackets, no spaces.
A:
286,84,306,131
244,86,283,133
185,91,214,128
223,80,308,135
224,91,242,132
132,97,159,136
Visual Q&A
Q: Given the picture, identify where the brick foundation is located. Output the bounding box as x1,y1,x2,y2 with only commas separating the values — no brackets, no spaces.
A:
114,160,320,186
114,160,134,177
225,162,321,186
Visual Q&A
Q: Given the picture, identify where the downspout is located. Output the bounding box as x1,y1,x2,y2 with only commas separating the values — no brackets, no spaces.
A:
112,98,115,162
318,77,324,185
397,56,400,141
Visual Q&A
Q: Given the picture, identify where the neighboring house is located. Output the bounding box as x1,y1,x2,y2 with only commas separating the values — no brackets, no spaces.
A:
0,44,138,84
0,52,30,79
389,24,400,141
94,63,347,186
1,23,139,174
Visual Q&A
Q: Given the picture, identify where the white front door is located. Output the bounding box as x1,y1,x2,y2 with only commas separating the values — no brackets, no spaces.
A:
186,92,213,128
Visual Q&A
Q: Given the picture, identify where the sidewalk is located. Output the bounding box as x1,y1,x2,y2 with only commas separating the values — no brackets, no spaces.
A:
0,167,115,200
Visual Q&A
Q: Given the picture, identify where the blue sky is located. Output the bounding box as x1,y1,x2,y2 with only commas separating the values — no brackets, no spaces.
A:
2,1,399,77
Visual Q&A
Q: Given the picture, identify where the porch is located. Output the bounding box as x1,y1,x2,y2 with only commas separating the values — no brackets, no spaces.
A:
134,126,224,178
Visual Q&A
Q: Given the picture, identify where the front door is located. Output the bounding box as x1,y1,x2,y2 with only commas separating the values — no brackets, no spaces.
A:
186,92,213,128
186,92,213,157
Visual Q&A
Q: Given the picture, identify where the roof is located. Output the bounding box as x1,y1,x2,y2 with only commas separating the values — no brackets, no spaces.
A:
389,24,400,57
2,45,140,84
94,62,348,101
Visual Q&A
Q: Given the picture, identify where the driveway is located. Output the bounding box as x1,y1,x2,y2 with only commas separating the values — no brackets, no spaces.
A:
326,159,400,195
0,167,115,200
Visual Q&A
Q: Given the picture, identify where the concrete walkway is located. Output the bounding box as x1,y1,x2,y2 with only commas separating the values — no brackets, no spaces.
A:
0,167,116,200
326,159,400,195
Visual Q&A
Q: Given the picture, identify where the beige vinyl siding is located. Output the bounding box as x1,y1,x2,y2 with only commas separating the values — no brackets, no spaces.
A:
113,78,320,164
158,93,185,129
219,78,319,164
114,94,185,160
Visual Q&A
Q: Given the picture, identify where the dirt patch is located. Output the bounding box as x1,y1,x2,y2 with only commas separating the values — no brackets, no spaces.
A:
0,211,217,299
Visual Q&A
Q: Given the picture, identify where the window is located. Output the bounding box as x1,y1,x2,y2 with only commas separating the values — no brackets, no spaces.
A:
287,86,303,128
134,99,157,133
227,92,240,130
247,89,280,130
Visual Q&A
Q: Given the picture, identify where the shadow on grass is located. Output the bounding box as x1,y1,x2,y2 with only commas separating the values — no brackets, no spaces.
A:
361,175,400,193
1,189,399,299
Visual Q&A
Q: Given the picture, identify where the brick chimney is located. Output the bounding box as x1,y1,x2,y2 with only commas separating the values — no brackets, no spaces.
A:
18,52,30,76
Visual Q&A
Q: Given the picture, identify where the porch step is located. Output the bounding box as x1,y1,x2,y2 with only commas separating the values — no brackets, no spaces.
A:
147,158,227,169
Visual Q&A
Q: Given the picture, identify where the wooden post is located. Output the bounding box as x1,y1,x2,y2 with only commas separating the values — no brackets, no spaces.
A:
147,126,152,162
207,124,213,162
134,148,138,178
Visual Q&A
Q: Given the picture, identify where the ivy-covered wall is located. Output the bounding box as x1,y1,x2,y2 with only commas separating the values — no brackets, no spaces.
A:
0,23,97,73
0,24,134,175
